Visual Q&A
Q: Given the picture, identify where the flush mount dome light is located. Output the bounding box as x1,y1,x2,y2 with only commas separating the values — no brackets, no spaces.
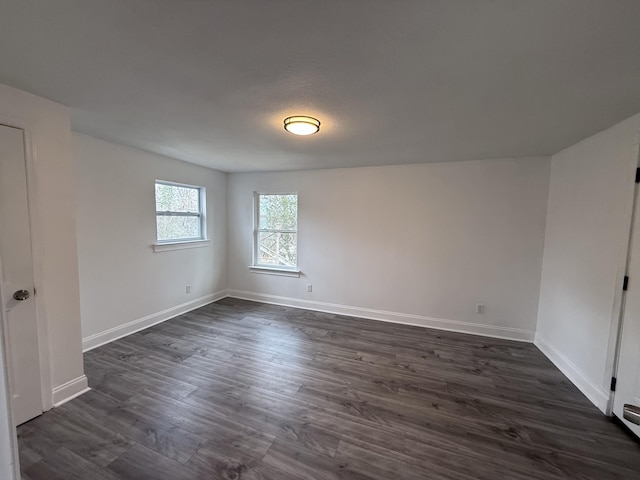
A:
284,116,320,136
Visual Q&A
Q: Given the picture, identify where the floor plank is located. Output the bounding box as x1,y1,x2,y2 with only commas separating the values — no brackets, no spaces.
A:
18,298,640,479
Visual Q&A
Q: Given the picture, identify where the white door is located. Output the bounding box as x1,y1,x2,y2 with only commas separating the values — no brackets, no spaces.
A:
0,124,42,425
613,146,640,438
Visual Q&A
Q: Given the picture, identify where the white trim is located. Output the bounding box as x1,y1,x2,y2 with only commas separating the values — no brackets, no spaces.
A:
248,266,301,277
605,141,640,416
0,255,20,480
155,178,205,190
51,375,89,407
155,179,207,245
152,239,210,252
534,333,611,413
82,290,228,351
253,191,298,270
227,290,535,342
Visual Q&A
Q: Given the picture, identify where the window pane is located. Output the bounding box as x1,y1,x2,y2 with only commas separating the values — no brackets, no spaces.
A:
157,215,201,241
156,183,200,213
258,232,297,267
259,194,297,229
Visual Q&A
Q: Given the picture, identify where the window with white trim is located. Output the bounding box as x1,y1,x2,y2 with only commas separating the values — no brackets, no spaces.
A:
155,181,206,243
254,193,297,269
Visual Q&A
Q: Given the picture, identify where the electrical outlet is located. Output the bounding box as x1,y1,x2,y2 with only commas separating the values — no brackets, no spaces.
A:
186,284,191,294
306,284,313,293
476,304,485,314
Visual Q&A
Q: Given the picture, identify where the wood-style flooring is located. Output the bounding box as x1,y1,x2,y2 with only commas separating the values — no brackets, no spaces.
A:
18,298,640,479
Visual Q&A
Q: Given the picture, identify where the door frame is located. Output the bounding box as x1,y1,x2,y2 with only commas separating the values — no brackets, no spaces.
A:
0,116,53,413
608,137,640,416
0,255,20,480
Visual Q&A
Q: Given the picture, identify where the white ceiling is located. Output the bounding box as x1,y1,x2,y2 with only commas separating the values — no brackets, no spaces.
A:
1,1,639,172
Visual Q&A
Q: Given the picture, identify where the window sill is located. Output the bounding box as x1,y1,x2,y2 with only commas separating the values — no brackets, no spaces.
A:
249,265,301,277
152,239,210,253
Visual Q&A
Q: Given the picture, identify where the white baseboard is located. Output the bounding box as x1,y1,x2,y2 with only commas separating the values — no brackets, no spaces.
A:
227,290,535,342
82,290,228,352
52,375,90,407
534,334,610,413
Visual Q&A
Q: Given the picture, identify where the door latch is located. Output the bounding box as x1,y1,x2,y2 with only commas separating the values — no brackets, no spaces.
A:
12,289,30,301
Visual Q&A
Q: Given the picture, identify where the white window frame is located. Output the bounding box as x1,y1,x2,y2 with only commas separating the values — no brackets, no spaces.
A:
251,192,300,276
154,180,208,250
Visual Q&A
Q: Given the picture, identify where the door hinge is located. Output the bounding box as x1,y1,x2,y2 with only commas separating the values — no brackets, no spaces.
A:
611,377,617,392
635,167,640,183
623,276,629,291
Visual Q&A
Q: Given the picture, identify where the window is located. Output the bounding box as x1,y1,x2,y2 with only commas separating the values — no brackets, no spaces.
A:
254,193,298,269
155,181,206,243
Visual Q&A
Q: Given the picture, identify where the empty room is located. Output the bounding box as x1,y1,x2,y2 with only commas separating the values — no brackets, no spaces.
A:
0,1,640,479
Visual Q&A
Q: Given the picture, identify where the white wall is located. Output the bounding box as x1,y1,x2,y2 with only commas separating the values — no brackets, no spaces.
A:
228,158,550,341
536,113,640,413
0,83,86,408
74,133,227,350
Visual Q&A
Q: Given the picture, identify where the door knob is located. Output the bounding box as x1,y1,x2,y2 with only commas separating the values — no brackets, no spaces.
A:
623,404,640,426
12,289,30,301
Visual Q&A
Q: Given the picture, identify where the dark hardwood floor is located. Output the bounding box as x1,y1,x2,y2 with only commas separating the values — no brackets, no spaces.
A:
17,298,640,479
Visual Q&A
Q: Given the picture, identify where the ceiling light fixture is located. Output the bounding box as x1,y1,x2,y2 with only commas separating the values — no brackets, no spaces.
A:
284,116,320,136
